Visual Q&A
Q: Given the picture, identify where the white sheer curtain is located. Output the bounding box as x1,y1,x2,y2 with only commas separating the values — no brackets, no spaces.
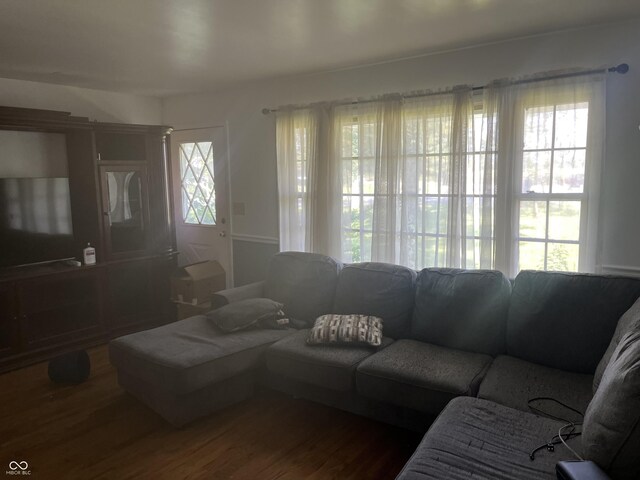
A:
276,105,341,256
275,107,314,252
275,72,606,275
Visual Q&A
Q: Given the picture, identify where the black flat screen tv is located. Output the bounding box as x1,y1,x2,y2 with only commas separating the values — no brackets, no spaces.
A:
0,177,76,268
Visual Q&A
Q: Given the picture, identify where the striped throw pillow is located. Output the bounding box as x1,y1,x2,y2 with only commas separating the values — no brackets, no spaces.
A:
306,314,383,347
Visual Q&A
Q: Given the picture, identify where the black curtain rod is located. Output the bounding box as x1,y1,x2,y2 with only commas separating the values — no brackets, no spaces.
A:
262,63,628,115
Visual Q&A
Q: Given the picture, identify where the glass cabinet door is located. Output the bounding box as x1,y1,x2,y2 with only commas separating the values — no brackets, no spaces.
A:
100,166,149,257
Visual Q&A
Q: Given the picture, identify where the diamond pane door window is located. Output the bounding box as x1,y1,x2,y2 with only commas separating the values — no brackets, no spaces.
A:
180,141,216,225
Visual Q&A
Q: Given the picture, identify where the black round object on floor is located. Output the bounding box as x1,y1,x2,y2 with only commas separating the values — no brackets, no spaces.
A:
48,350,91,384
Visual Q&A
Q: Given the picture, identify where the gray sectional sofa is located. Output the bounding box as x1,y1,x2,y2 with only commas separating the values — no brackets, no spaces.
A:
109,251,640,479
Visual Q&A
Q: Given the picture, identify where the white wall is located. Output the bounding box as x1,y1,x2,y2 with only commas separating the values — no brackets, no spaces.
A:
162,19,640,271
0,77,162,124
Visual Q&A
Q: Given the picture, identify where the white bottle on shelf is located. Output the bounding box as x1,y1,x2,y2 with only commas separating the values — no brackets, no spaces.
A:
83,243,96,265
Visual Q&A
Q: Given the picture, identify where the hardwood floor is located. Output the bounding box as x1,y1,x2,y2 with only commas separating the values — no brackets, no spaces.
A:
0,346,421,480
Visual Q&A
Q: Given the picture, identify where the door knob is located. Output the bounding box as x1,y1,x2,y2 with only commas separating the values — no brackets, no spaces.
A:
220,218,226,224
219,231,226,237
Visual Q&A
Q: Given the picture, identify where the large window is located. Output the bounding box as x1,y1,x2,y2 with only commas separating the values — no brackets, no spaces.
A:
516,101,589,272
339,104,496,270
275,75,604,275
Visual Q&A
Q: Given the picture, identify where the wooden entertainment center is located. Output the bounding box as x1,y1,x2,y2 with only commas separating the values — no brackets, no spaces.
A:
0,106,177,373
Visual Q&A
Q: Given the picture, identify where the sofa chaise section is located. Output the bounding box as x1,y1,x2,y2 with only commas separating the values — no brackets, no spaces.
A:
109,315,293,426
109,251,341,426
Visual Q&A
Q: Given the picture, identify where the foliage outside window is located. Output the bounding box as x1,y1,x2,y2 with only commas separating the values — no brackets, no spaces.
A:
179,141,217,225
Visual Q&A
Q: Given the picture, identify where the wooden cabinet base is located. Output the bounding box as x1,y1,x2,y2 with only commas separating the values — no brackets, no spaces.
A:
0,253,177,374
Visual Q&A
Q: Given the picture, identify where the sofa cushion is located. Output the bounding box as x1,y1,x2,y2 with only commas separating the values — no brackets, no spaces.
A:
332,262,416,339
593,295,640,392
396,397,580,480
411,268,511,355
264,251,341,327
583,330,640,480
478,355,593,419
109,315,293,395
356,339,492,415
507,270,640,373
265,329,393,391
306,314,383,347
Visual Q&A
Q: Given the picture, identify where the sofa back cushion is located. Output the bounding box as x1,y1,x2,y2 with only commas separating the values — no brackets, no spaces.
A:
410,268,512,355
507,271,640,373
582,330,640,480
593,296,640,393
332,262,416,339
264,252,341,327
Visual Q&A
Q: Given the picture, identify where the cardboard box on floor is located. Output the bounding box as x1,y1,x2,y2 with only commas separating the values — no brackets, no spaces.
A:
171,260,226,306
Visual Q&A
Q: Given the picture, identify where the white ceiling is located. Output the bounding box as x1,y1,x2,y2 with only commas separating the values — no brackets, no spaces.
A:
0,0,639,97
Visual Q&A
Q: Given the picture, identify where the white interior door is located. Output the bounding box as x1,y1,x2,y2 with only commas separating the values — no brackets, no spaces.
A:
170,127,232,287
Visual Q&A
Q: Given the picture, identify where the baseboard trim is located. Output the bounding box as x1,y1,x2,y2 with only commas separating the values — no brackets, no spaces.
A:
231,233,279,245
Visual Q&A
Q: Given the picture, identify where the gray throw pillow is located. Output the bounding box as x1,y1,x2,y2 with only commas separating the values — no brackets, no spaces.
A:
582,330,640,479
593,296,640,393
206,298,288,333
306,314,383,347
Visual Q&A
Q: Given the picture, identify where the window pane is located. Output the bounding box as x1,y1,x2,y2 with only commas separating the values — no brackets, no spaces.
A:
554,103,589,149
522,151,551,193
349,196,360,231
548,201,581,241
343,230,359,263
341,196,353,230
519,201,547,239
524,105,554,150
180,141,216,225
350,160,360,194
363,196,374,231
361,123,374,157
425,156,439,194
547,242,579,272
438,198,449,234
519,241,546,271
362,158,375,194
342,160,353,194
466,197,479,238
362,232,372,262
552,149,586,193
424,237,437,268
440,156,450,194
424,197,439,234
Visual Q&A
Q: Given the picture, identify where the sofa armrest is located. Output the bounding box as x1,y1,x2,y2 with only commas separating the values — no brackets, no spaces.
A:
210,281,265,310
556,461,610,480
